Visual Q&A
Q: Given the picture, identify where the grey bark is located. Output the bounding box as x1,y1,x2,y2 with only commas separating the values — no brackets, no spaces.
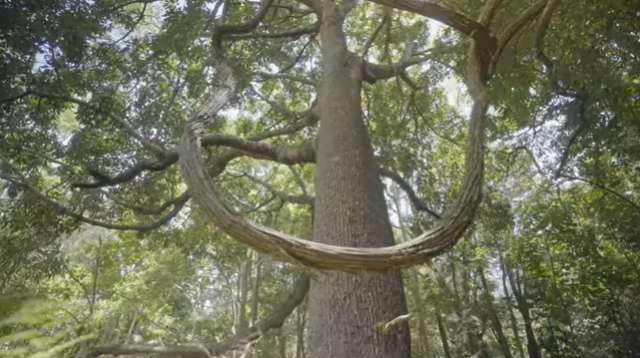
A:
307,2,411,358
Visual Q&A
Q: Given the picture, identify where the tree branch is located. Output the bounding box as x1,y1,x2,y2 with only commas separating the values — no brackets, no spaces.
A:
365,0,497,55
71,101,319,189
363,47,444,81
0,153,187,232
201,135,316,165
224,22,320,40
177,0,499,272
532,0,581,99
217,0,276,34
559,174,640,215
72,154,179,189
379,168,441,219
493,0,547,66
251,71,318,87
0,143,184,216
76,274,310,358
288,166,309,196
243,172,315,207
5,90,168,158
363,7,391,58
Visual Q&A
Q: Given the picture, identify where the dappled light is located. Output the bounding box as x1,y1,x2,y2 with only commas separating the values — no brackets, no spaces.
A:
2,0,640,358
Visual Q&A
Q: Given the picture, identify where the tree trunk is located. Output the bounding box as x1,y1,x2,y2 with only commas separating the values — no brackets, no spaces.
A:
500,257,525,358
278,328,287,358
295,306,306,358
238,249,253,331
307,2,411,358
393,185,432,358
436,311,452,358
479,268,513,358
460,263,487,358
504,260,541,358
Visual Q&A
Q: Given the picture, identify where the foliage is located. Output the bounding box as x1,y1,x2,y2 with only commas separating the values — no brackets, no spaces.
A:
1,0,640,357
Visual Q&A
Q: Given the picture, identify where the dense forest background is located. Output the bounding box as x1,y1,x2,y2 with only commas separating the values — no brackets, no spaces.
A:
1,0,640,357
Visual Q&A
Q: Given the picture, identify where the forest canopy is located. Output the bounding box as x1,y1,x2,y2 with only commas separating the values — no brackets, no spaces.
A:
1,0,640,358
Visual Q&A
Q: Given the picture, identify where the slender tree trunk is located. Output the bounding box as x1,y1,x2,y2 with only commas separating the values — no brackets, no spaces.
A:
479,268,513,358
392,186,432,358
250,254,261,325
500,254,525,358
278,328,287,358
295,306,306,358
460,264,487,358
308,2,411,358
504,261,541,358
238,249,253,331
436,311,452,358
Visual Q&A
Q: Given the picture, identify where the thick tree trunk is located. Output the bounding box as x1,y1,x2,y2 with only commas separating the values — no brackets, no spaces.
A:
307,2,411,358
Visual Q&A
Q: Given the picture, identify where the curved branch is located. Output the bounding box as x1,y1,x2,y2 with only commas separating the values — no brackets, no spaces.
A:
366,0,497,55
379,168,441,219
71,102,319,189
178,1,496,272
72,154,179,189
493,0,547,66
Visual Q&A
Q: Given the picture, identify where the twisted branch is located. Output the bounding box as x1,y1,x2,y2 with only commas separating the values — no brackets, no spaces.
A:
177,1,497,272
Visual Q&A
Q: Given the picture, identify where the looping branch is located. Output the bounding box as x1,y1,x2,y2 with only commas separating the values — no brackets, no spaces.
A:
177,0,499,272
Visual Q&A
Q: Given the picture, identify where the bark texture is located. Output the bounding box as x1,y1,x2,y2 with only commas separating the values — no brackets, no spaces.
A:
175,0,503,273
307,2,411,358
